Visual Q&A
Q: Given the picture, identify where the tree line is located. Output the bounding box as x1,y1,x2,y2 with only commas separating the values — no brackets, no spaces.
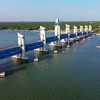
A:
0,22,100,33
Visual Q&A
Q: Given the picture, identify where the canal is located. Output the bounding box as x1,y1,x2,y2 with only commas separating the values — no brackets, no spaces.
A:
0,30,100,100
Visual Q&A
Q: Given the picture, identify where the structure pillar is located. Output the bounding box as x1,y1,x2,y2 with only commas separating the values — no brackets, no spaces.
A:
73,26,79,43
0,72,5,77
12,33,28,60
80,26,84,33
85,25,88,34
55,18,61,46
89,25,92,32
80,25,84,39
39,26,46,51
89,25,93,36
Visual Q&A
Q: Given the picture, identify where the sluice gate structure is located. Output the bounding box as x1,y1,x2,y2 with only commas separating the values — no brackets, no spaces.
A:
0,19,93,77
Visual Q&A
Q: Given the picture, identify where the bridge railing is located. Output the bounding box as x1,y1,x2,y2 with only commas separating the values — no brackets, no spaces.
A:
60,34,68,40
25,41,43,52
0,46,21,60
77,32,82,36
0,20,93,62
46,36,58,43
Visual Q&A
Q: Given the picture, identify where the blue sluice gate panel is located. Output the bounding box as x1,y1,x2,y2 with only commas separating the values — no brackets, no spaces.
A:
46,36,58,43
83,32,87,35
77,32,82,36
25,41,43,52
73,34,76,37
70,34,76,38
60,34,68,40
88,31,92,35
0,46,21,60
88,31,90,34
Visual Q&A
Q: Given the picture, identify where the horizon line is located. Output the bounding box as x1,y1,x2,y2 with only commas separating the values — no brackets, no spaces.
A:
0,21,99,23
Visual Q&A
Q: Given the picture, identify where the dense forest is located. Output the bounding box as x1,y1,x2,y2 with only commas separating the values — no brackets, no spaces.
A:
0,21,100,33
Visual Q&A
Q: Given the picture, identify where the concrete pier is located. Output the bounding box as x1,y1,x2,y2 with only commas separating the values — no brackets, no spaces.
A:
0,72,5,77
34,53,39,62
12,33,29,60
33,26,50,61
36,26,49,54
73,26,80,43
61,24,70,45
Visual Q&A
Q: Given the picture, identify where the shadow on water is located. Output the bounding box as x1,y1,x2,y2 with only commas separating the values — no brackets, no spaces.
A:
0,58,29,74
39,53,54,61
0,51,54,77
5,65,27,77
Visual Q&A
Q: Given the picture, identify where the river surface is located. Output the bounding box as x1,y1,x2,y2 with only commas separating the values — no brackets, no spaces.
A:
0,30,100,100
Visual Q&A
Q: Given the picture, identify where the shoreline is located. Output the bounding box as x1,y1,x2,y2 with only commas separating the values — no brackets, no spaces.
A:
13,29,55,32
95,33,100,36
1,29,99,34
13,29,66,33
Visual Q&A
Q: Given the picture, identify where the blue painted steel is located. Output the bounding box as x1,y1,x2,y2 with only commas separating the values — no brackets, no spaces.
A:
73,34,76,37
46,36,58,43
70,34,75,38
0,46,21,60
77,32,82,36
25,41,43,52
60,34,68,40
88,31,91,35
83,32,87,35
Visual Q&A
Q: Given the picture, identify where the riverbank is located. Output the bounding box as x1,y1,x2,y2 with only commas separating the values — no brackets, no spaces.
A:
13,29,66,33
13,29,54,32
94,33,100,36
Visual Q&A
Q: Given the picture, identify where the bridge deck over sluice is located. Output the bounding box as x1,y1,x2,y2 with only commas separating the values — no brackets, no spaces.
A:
60,34,68,39
0,18,94,77
25,41,43,52
0,39,44,60
0,45,18,50
0,46,21,60
46,36,58,43
0,31,92,61
0,17,93,62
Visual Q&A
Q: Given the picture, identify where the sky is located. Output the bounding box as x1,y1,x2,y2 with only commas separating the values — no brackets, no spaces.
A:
0,0,100,22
